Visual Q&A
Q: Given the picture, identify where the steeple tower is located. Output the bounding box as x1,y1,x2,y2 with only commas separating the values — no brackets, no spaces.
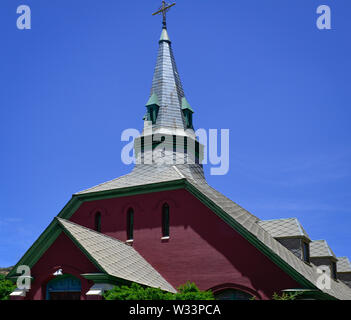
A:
134,2,204,172
148,1,192,132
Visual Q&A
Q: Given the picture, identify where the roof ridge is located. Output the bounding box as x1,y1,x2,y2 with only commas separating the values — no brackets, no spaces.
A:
75,173,130,195
172,165,186,179
259,217,298,222
56,217,130,247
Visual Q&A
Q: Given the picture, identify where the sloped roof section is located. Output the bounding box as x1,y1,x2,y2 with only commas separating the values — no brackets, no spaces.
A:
74,164,351,299
182,176,351,300
56,218,176,293
257,218,310,240
337,257,351,273
310,240,337,259
149,27,187,130
76,164,185,195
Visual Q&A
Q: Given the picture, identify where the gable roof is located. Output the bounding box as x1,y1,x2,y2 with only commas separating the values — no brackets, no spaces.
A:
257,218,310,240
76,164,186,195
56,218,176,293
76,164,351,299
8,164,351,300
337,257,351,273
7,216,176,293
310,240,337,260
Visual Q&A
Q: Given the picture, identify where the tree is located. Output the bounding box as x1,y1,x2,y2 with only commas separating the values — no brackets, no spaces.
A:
104,282,214,300
0,275,16,300
174,282,214,300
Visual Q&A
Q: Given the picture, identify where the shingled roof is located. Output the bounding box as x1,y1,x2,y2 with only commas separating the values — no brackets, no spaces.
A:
75,164,351,300
337,257,351,273
149,27,189,131
56,218,176,293
310,240,337,260
257,218,310,240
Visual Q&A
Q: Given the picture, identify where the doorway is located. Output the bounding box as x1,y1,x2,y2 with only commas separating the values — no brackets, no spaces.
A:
46,275,82,300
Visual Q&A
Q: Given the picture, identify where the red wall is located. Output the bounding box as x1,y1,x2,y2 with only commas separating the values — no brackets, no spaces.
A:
64,188,302,300
28,233,99,300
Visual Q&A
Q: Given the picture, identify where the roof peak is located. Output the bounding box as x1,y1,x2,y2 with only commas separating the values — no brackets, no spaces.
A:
160,28,171,42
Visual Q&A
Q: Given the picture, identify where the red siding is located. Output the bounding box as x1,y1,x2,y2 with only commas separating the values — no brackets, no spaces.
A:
28,233,99,300
66,188,302,300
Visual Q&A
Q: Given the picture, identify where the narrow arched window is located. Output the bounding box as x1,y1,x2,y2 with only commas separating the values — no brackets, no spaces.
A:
94,212,101,232
162,203,170,238
127,208,134,241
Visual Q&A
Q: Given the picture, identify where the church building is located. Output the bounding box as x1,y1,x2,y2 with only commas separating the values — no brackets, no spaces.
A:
7,2,351,300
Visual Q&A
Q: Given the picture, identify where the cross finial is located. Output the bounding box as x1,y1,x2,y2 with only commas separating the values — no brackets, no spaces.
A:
152,1,176,29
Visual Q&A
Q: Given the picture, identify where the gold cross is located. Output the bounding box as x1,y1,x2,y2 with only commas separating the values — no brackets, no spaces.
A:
152,1,176,28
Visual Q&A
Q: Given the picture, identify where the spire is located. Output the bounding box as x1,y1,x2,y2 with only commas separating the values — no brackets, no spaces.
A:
134,2,204,172
148,1,192,132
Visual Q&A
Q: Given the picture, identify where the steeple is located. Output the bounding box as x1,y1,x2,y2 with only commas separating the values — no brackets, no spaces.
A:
147,1,192,132
134,2,204,171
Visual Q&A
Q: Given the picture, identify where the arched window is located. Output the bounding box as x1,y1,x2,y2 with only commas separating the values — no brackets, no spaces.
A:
162,203,170,238
94,212,101,232
127,208,134,241
214,289,253,300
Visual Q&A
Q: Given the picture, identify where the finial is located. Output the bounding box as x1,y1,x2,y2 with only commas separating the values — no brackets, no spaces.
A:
152,1,176,29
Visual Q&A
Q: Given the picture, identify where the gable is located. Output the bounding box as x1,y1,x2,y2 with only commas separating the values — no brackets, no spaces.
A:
8,175,351,299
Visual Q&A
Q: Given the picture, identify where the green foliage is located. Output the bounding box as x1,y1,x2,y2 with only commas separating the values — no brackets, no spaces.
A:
174,282,214,300
0,274,16,301
104,283,174,300
272,291,301,300
104,281,214,301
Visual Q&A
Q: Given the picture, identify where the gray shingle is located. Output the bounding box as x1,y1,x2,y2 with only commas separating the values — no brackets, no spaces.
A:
337,257,351,273
149,28,188,131
310,240,337,259
75,162,351,300
56,218,176,293
257,218,310,240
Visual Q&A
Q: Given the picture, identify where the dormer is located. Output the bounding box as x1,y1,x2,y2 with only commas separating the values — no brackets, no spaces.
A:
310,240,338,280
336,257,351,288
257,218,311,263
181,97,194,129
145,93,160,124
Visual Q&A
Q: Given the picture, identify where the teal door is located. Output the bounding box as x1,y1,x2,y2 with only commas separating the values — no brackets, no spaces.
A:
46,275,81,300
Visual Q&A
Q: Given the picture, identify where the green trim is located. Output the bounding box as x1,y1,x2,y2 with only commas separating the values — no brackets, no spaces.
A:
181,97,194,113
7,180,187,281
56,219,105,274
6,219,62,279
81,273,130,286
183,181,318,291
146,93,160,107
59,179,186,220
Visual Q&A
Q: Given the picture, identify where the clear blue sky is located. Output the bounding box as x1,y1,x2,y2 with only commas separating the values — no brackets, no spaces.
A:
0,0,350,267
